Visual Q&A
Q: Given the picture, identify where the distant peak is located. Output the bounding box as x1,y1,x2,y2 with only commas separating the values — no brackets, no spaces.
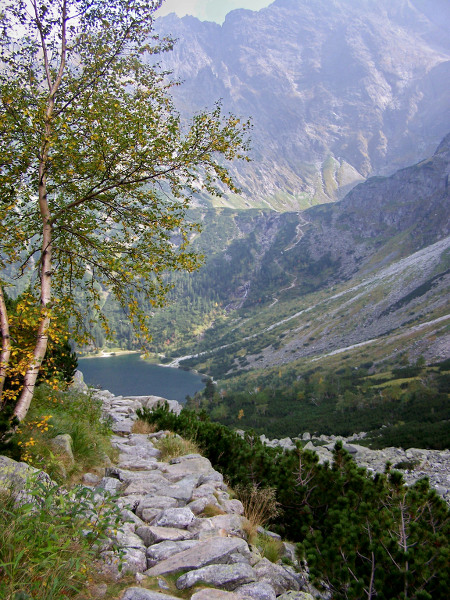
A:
435,133,450,155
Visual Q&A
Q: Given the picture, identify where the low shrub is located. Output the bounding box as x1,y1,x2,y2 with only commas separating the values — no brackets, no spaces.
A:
235,483,281,540
200,503,227,518
138,404,450,600
393,459,419,470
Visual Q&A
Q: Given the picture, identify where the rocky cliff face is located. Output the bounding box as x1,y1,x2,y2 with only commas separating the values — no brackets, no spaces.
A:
154,0,450,209
293,131,450,283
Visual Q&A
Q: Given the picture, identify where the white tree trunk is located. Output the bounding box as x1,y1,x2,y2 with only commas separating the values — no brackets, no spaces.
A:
0,285,11,407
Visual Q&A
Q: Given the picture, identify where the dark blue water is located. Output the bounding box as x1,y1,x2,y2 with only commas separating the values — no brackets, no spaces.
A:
78,354,204,403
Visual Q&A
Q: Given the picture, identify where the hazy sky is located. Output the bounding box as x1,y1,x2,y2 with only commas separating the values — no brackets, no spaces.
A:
156,0,273,24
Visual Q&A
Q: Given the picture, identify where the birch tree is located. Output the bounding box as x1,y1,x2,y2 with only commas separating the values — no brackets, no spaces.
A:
0,0,250,423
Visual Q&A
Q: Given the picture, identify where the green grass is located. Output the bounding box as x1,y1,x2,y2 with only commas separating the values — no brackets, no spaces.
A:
254,533,284,563
154,432,201,461
14,384,115,484
372,377,419,389
0,477,123,600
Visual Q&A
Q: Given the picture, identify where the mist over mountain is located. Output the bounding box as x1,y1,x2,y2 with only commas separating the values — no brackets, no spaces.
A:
155,0,450,209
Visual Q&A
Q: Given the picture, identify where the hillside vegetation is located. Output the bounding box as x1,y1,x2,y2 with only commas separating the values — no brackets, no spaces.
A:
186,358,450,450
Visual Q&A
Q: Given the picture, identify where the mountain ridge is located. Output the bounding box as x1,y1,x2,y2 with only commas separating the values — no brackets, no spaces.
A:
154,0,450,210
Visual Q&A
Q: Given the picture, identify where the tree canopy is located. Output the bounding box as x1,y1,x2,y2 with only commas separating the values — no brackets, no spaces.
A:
0,0,250,422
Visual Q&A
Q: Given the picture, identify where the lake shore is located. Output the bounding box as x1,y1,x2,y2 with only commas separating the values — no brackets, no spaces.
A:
78,350,140,359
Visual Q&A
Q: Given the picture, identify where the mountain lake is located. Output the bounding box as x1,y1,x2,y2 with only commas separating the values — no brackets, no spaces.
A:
77,353,205,403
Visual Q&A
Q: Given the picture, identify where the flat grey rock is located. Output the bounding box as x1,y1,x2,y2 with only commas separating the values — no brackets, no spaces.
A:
136,525,193,546
228,552,250,564
257,527,281,541
82,472,101,486
117,444,161,460
176,563,256,590
120,509,146,528
140,396,182,415
121,588,180,600
50,434,74,463
192,482,220,499
277,593,315,600
199,470,224,486
105,467,157,482
187,496,214,514
111,529,146,550
157,474,199,502
140,508,164,523
116,494,146,511
117,458,159,471
253,558,301,595
136,495,178,520
146,539,200,566
151,507,196,529
97,477,123,493
123,473,169,496
145,536,251,577
189,514,246,538
101,547,146,578
191,590,242,599
0,456,39,492
164,454,214,479
221,499,245,515
111,420,133,434
235,581,277,600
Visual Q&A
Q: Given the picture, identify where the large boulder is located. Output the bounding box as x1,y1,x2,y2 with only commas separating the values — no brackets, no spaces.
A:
0,455,36,492
253,558,301,595
235,581,277,600
146,540,200,567
156,474,199,503
136,494,178,520
121,588,180,600
101,547,147,579
151,507,196,529
50,434,74,463
277,593,315,600
176,563,256,591
0,456,52,492
191,591,242,600
135,525,193,546
145,536,251,577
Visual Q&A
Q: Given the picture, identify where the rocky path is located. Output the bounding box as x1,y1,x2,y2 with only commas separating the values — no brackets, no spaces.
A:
89,389,317,600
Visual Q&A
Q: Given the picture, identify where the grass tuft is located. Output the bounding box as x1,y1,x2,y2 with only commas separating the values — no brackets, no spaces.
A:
200,503,227,518
154,433,200,461
255,532,284,563
131,419,157,434
235,483,281,542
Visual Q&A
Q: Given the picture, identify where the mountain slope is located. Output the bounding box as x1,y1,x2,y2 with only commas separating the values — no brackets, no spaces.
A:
158,134,450,377
154,0,450,209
